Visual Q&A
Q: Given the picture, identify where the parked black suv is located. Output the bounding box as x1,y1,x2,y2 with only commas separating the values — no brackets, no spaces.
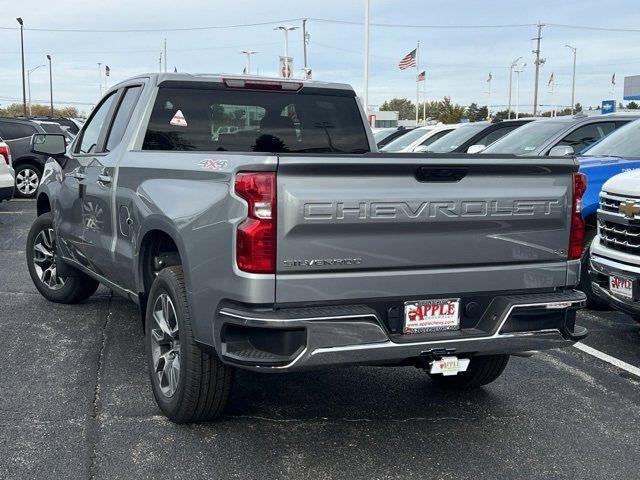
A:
0,117,68,198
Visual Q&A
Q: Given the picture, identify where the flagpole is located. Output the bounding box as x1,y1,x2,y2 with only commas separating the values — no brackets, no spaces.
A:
415,41,420,125
423,77,426,121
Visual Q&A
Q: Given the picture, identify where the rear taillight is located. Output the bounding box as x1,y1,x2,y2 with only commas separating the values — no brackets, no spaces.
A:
0,142,11,165
234,172,276,273
568,172,587,260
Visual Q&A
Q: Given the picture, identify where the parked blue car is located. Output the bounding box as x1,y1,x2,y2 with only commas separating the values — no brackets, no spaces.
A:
575,119,640,305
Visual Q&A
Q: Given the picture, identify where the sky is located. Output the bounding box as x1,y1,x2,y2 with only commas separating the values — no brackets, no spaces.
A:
1,0,640,115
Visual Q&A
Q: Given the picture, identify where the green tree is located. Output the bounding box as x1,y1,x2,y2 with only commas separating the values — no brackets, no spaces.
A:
0,102,79,118
438,97,466,124
627,101,639,109
380,98,415,120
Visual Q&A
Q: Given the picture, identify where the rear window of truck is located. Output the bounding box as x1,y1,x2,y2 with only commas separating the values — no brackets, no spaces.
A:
143,86,370,154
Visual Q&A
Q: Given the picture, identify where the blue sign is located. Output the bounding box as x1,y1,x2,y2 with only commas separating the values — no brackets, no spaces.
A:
602,100,616,114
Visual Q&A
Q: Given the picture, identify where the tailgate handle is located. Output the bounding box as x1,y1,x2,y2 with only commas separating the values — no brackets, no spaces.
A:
416,167,467,182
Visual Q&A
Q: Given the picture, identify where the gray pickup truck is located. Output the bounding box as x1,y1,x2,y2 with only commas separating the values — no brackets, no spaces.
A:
26,73,587,423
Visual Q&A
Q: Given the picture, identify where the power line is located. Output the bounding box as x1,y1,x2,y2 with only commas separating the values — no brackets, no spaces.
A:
0,18,304,33
310,18,535,28
547,23,640,33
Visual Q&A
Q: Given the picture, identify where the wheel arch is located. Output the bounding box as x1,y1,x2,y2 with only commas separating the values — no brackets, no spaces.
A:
36,193,51,216
136,222,190,330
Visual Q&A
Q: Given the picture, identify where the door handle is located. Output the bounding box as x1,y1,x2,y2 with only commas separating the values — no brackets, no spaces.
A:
97,174,112,184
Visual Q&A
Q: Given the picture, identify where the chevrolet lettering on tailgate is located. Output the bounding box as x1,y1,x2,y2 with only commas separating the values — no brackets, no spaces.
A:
303,199,562,221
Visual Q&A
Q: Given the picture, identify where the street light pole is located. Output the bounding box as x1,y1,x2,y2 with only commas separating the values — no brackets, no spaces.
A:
565,44,577,115
17,17,27,115
240,51,257,74
26,64,44,115
46,55,53,116
508,56,522,120
274,25,297,78
363,0,370,116
514,63,526,119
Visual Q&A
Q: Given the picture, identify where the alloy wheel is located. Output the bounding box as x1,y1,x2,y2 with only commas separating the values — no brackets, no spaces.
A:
32,228,66,290
151,292,181,397
16,168,40,196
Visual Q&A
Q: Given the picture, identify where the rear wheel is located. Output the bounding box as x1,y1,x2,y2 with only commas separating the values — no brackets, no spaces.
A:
14,163,42,199
26,213,99,303
427,354,509,389
145,266,234,423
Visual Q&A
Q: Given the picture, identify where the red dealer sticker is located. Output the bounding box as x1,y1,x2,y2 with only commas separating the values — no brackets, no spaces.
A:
403,298,461,334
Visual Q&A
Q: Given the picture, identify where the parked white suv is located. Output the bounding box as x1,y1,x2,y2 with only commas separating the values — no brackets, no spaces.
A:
0,139,14,202
590,169,640,321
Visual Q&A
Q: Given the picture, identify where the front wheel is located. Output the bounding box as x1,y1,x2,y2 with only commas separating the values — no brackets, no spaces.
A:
145,266,234,423
427,354,510,389
26,212,99,303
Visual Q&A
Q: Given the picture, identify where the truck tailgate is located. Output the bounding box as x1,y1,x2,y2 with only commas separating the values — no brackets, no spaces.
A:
275,154,577,304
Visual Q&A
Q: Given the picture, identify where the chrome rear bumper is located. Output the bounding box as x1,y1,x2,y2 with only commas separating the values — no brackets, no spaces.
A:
214,290,586,371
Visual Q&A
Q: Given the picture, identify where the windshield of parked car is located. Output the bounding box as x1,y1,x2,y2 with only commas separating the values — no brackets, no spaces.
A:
482,120,567,155
373,128,395,142
424,123,487,153
582,119,640,158
381,127,433,151
143,86,370,153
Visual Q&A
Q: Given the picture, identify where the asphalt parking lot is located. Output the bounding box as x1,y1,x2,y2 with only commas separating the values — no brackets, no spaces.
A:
1,198,639,480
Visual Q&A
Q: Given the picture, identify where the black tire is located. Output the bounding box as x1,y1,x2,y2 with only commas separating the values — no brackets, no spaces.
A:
26,212,99,303
427,354,509,389
578,229,610,310
145,266,234,423
14,162,42,199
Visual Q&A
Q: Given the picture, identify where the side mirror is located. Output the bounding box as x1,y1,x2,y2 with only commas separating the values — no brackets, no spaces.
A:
31,134,67,157
466,144,486,154
549,145,574,156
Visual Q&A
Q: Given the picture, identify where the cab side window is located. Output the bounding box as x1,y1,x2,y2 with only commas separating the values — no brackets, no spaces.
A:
106,86,143,151
556,122,615,154
76,92,117,154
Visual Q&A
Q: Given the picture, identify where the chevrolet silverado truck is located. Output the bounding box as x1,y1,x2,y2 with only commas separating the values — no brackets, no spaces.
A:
26,73,587,423
575,119,640,307
590,169,640,321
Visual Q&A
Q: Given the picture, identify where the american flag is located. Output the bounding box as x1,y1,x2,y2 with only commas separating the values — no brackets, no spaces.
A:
105,65,110,77
398,49,417,70
612,73,616,85
548,72,554,86
416,70,426,82
486,72,492,82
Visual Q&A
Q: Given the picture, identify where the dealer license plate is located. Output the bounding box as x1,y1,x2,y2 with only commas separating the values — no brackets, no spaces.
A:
609,275,634,300
403,298,460,334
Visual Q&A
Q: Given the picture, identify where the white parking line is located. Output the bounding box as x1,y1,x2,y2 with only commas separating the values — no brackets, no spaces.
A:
0,211,24,214
573,342,640,378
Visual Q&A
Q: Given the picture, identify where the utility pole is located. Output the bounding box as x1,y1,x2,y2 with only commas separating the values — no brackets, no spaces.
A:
565,44,577,114
240,51,257,75
46,55,53,116
508,56,522,120
532,22,545,116
17,17,26,115
363,0,370,117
